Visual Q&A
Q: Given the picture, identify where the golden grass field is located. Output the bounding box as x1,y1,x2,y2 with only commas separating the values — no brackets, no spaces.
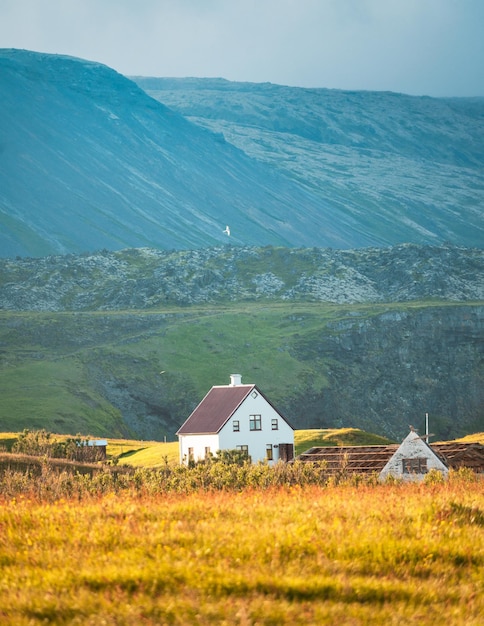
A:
0,477,483,625
1,429,483,624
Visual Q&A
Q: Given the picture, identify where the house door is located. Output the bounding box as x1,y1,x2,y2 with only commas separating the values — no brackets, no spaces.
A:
279,443,294,462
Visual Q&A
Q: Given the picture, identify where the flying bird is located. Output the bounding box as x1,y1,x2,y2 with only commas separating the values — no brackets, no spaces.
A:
223,225,230,236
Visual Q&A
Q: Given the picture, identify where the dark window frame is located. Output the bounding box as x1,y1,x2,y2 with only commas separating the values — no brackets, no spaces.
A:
402,458,428,474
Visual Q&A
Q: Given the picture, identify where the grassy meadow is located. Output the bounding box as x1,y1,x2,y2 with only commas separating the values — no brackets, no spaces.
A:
0,478,483,625
3,301,481,441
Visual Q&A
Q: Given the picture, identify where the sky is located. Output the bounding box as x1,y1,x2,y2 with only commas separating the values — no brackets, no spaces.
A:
1,0,483,97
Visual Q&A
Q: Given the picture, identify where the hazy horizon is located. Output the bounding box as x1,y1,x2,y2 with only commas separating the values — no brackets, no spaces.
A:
1,0,483,98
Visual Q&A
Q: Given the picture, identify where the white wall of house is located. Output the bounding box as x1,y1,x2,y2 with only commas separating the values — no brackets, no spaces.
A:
379,431,449,482
218,390,293,465
179,433,219,464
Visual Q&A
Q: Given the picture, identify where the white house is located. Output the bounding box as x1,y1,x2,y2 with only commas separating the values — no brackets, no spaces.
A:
176,374,295,465
379,428,449,482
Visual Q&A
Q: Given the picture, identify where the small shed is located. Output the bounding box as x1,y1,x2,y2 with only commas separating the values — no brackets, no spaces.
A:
379,429,449,481
75,439,108,462
297,430,484,480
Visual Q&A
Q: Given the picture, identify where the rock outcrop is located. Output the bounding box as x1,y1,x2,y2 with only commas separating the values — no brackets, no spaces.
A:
1,244,482,311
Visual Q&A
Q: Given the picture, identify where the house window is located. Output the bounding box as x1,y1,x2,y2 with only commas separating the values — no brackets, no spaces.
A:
271,418,279,430
204,447,211,459
188,447,194,462
236,445,249,456
251,390,258,399
266,444,273,461
233,420,240,432
402,458,428,474
249,414,262,431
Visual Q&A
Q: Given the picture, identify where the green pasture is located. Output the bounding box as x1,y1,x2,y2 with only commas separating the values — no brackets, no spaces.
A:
0,301,459,440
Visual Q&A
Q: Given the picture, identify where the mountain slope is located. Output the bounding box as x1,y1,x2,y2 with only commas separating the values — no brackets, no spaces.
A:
1,49,483,258
136,77,484,248
0,49,362,257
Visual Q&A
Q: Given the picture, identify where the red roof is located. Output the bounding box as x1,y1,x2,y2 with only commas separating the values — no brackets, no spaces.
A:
177,384,256,435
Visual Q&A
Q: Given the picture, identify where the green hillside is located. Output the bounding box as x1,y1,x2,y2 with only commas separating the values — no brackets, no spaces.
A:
294,428,395,452
0,302,338,438
0,299,482,442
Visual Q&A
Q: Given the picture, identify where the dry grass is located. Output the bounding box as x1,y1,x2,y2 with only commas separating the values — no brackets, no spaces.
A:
453,432,484,445
0,478,483,625
109,439,179,466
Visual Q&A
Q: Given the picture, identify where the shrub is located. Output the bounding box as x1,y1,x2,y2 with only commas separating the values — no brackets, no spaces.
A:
12,429,54,456
423,468,446,485
11,429,95,461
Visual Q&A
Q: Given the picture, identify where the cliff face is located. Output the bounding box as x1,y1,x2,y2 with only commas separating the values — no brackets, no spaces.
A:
285,305,483,439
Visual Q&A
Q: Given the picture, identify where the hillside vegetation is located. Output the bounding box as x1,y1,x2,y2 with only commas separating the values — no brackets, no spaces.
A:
0,301,481,441
0,244,482,441
1,243,482,310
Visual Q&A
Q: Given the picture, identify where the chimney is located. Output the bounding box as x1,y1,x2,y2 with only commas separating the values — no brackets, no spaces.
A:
230,374,242,386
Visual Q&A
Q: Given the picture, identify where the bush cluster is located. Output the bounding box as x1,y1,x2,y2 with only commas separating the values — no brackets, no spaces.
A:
12,428,104,461
1,449,479,502
0,451,370,501
1,430,480,502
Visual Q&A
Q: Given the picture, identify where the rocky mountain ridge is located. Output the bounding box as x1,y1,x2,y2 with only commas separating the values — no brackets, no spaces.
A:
1,244,482,312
